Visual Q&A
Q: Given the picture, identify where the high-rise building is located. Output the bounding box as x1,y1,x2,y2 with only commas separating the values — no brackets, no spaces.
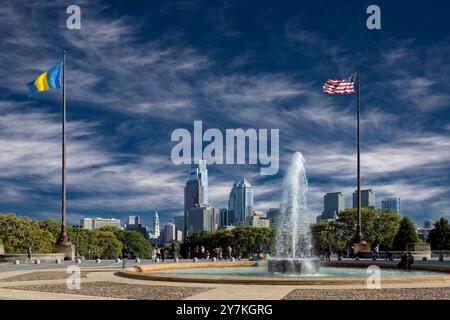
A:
184,178,204,237
127,216,140,226
152,209,160,239
266,208,281,229
187,205,219,234
323,192,345,220
381,198,400,214
174,215,184,232
190,159,208,204
163,221,177,243
219,208,228,227
228,178,254,224
80,217,120,230
352,189,375,209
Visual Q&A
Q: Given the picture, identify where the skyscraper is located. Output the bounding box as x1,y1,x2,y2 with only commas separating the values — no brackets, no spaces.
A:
184,178,204,237
190,159,208,204
188,205,219,233
163,221,177,243
266,208,281,229
353,189,376,209
381,198,400,214
152,209,160,239
174,215,184,232
323,192,345,219
228,178,254,224
219,208,228,227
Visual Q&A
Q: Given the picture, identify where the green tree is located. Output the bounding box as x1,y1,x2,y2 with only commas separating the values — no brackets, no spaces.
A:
92,230,123,259
0,214,55,254
113,228,153,259
38,219,61,240
392,217,419,250
310,208,401,253
310,221,346,255
180,227,275,258
427,218,450,250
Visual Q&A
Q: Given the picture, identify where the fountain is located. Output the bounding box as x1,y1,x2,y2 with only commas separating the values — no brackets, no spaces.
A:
268,152,320,274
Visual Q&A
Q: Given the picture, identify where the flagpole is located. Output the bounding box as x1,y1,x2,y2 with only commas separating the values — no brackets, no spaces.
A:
355,67,363,243
57,49,69,245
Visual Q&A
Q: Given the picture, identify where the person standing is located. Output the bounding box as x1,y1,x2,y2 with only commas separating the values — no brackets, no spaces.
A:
227,246,232,260
160,247,165,262
406,252,415,270
187,246,191,259
27,247,32,263
374,244,380,259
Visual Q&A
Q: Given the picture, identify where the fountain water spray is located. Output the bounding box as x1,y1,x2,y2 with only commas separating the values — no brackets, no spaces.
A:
268,152,319,274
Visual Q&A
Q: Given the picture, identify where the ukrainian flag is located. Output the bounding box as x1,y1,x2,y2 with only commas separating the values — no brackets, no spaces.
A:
27,62,63,97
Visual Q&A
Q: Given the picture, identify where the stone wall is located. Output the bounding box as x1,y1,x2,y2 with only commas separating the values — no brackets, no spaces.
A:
0,253,65,263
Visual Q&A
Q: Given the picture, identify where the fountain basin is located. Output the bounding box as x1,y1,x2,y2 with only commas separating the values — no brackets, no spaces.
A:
268,258,320,274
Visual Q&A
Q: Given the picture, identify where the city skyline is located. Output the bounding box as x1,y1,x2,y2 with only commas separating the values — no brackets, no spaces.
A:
0,1,449,228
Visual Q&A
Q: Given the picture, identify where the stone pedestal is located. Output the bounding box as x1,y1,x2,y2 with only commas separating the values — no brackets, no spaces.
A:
406,243,431,260
268,258,320,274
353,242,372,258
53,243,75,261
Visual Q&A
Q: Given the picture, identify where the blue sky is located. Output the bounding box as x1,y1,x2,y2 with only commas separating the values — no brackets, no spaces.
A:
0,0,449,228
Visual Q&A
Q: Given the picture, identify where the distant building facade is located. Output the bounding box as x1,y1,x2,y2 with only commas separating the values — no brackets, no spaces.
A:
187,205,219,234
127,216,141,226
163,221,177,243
80,217,120,230
417,219,435,241
266,208,281,229
239,212,270,228
228,178,254,225
353,189,376,209
323,192,345,220
184,177,204,237
219,208,228,227
174,215,184,233
190,160,208,204
382,198,400,214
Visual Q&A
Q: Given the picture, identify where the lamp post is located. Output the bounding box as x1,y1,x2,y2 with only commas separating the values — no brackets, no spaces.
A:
72,225,80,259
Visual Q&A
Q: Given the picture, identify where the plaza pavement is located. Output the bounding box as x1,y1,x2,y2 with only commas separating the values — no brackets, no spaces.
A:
1,258,450,300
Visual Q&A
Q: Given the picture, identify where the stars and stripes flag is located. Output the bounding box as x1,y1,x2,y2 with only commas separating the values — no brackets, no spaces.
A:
323,73,357,95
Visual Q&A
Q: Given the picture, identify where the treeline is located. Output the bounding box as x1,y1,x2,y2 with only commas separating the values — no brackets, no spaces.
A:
312,208,450,254
0,214,152,259
180,227,275,258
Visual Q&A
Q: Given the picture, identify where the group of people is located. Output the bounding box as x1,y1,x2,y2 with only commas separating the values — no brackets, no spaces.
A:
323,244,333,261
397,252,415,270
189,245,237,260
152,247,166,262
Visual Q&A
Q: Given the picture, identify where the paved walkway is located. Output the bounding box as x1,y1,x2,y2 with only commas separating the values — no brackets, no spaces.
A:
1,259,450,300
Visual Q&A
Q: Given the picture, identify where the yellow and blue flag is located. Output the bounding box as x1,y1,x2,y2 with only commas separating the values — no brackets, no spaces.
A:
27,62,63,97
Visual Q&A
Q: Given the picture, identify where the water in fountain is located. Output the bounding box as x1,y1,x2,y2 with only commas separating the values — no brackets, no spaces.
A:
269,152,319,274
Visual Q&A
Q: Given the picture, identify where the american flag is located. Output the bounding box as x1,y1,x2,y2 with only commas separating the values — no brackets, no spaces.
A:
323,73,357,95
